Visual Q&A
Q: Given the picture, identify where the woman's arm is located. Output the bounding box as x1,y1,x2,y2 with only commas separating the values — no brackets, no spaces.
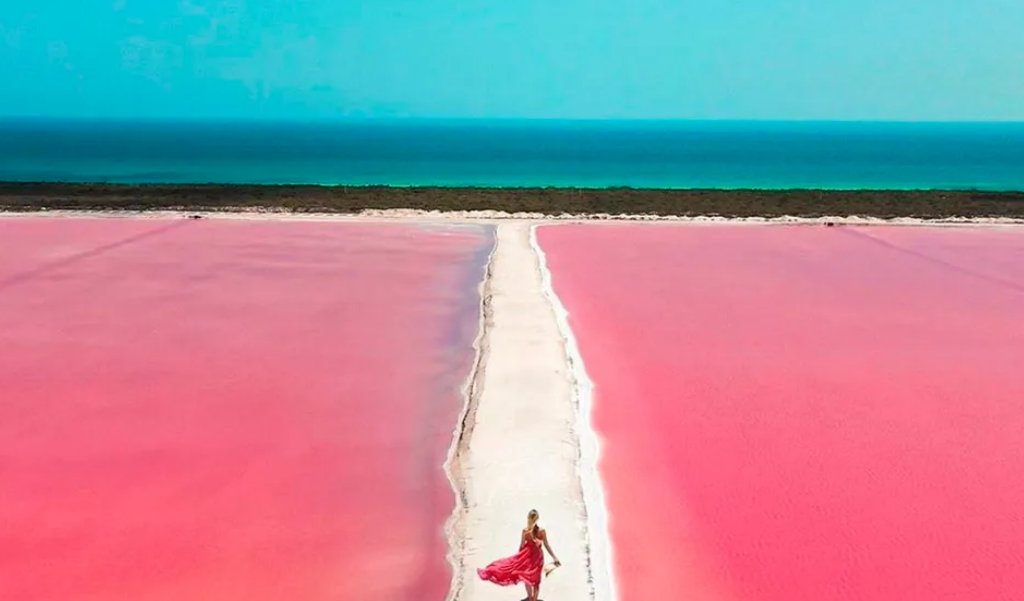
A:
519,529,527,550
540,530,560,565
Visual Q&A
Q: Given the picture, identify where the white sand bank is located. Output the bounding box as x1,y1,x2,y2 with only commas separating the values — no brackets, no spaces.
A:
445,222,594,601
5,208,1024,227
357,208,1024,227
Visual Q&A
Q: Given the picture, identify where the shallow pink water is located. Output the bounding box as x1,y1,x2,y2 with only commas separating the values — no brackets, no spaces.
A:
539,224,1024,601
0,218,492,601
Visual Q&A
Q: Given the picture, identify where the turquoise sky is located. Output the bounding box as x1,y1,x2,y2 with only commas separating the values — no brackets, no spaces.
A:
1,0,1022,120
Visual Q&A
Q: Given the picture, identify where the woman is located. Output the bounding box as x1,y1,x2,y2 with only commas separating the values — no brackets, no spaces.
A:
477,509,561,601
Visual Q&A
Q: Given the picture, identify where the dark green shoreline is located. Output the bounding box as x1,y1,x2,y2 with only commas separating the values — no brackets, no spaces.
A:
2,182,1023,219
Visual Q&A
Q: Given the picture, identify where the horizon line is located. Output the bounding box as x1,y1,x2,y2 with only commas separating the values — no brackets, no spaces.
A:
2,115,1024,125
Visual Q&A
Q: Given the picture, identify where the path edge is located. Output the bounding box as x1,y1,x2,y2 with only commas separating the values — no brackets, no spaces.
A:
530,224,618,601
442,226,498,601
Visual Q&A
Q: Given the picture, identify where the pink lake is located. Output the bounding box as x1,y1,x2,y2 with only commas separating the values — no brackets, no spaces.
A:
539,223,1024,601
0,217,492,601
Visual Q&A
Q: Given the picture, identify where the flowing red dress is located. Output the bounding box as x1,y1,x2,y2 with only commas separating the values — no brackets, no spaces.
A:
477,529,544,586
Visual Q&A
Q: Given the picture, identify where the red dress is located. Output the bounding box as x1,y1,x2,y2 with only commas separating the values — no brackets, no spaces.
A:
477,528,545,586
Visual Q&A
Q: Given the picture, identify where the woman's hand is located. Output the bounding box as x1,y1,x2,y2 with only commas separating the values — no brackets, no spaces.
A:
554,560,561,567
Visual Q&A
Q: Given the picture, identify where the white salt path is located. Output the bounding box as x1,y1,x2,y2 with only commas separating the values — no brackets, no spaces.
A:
452,222,591,601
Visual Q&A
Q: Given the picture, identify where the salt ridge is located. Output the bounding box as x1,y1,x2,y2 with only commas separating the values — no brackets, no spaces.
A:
441,227,498,601
530,224,618,601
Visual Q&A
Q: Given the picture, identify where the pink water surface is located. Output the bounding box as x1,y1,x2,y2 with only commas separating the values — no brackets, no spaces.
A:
0,217,492,601
538,224,1024,601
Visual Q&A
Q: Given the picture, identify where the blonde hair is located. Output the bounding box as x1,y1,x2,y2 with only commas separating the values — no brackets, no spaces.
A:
526,509,540,531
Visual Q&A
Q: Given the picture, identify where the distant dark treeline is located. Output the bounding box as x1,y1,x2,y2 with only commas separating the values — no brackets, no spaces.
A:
2,182,1023,219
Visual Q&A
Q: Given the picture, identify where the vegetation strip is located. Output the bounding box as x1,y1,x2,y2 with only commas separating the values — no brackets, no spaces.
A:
2,183,1024,219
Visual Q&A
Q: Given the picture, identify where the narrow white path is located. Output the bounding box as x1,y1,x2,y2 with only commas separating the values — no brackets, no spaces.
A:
450,222,591,601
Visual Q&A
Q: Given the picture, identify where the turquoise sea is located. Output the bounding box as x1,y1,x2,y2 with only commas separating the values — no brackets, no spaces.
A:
1,119,1022,190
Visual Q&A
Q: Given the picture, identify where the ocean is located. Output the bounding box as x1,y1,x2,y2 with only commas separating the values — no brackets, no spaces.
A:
1,119,1022,190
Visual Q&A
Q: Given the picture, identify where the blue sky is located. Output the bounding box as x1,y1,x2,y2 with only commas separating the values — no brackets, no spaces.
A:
1,0,1022,120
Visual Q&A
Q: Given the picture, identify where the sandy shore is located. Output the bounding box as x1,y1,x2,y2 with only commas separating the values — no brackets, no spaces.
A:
359,208,1024,226
4,207,1024,227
